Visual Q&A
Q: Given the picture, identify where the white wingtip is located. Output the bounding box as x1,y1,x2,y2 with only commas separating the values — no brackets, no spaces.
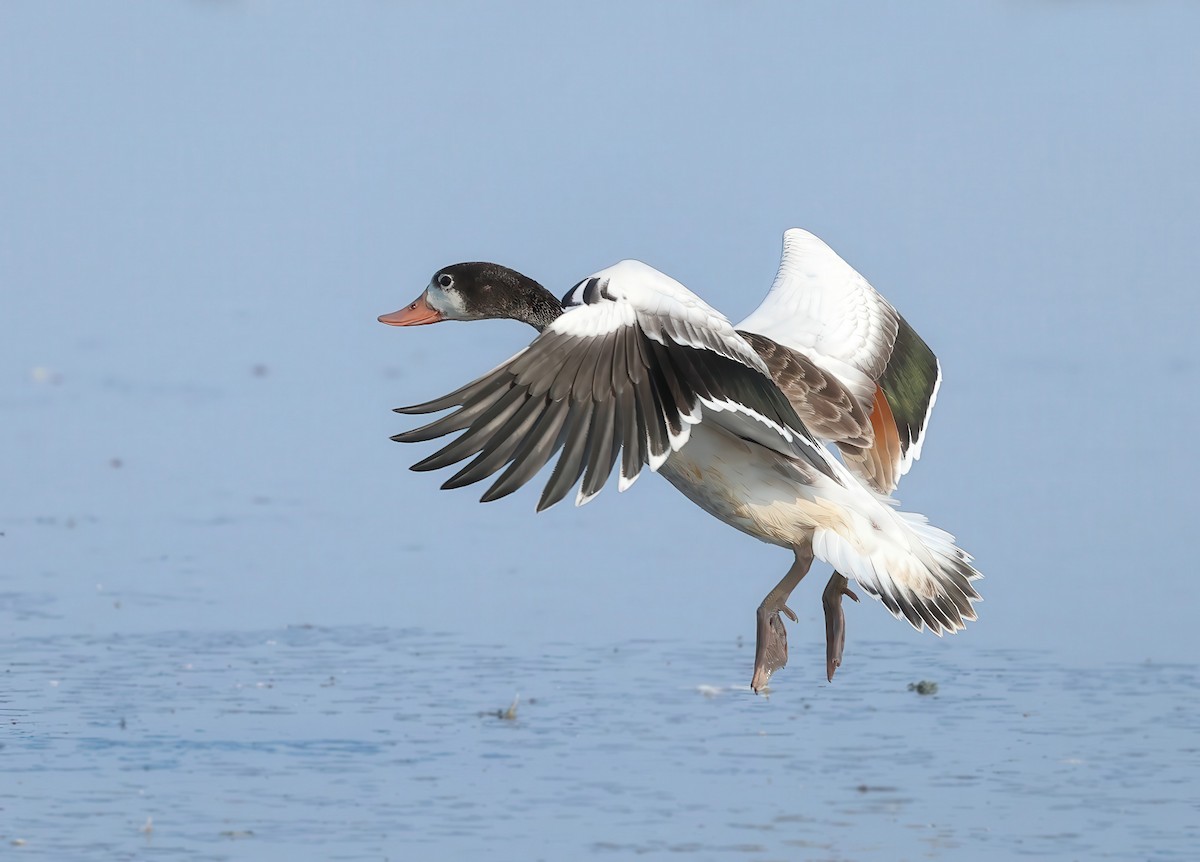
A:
575,485,601,507
647,445,670,472
782,226,822,243
780,227,838,261
666,420,692,453
774,228,865,290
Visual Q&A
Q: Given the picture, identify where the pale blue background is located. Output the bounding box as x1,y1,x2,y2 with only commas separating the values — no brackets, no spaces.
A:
2,2,1198,859
5,1,1196,656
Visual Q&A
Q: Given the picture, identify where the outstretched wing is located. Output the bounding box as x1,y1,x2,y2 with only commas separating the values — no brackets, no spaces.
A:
736,229,942,493
391,259,837,510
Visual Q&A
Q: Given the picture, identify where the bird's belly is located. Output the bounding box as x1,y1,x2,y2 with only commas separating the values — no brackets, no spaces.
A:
657,423,832,548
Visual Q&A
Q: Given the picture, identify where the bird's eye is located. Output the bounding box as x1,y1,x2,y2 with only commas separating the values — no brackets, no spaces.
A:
437,274,454,288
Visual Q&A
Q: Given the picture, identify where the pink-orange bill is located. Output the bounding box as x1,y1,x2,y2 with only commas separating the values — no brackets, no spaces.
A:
378,292,443,326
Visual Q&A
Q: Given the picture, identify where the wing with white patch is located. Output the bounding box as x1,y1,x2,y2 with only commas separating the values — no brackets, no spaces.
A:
391,260,837,510
736,229,942,493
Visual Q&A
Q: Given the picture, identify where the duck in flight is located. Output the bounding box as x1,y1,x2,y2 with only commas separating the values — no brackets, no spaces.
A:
379,229,981,690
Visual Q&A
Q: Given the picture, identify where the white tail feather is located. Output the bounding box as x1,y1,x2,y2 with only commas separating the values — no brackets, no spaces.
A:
812,503,982,635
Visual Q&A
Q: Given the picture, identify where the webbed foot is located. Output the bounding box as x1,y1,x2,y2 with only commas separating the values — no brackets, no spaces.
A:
751,601,798,693
822,571,860,682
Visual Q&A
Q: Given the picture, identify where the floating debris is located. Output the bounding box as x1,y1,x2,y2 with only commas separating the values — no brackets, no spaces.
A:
482,694,520,720
908,680,939,696
219,830,255,839
139,817,153,835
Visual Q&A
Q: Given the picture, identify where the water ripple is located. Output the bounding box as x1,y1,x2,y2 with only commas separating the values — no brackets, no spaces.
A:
1,627,1196,861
